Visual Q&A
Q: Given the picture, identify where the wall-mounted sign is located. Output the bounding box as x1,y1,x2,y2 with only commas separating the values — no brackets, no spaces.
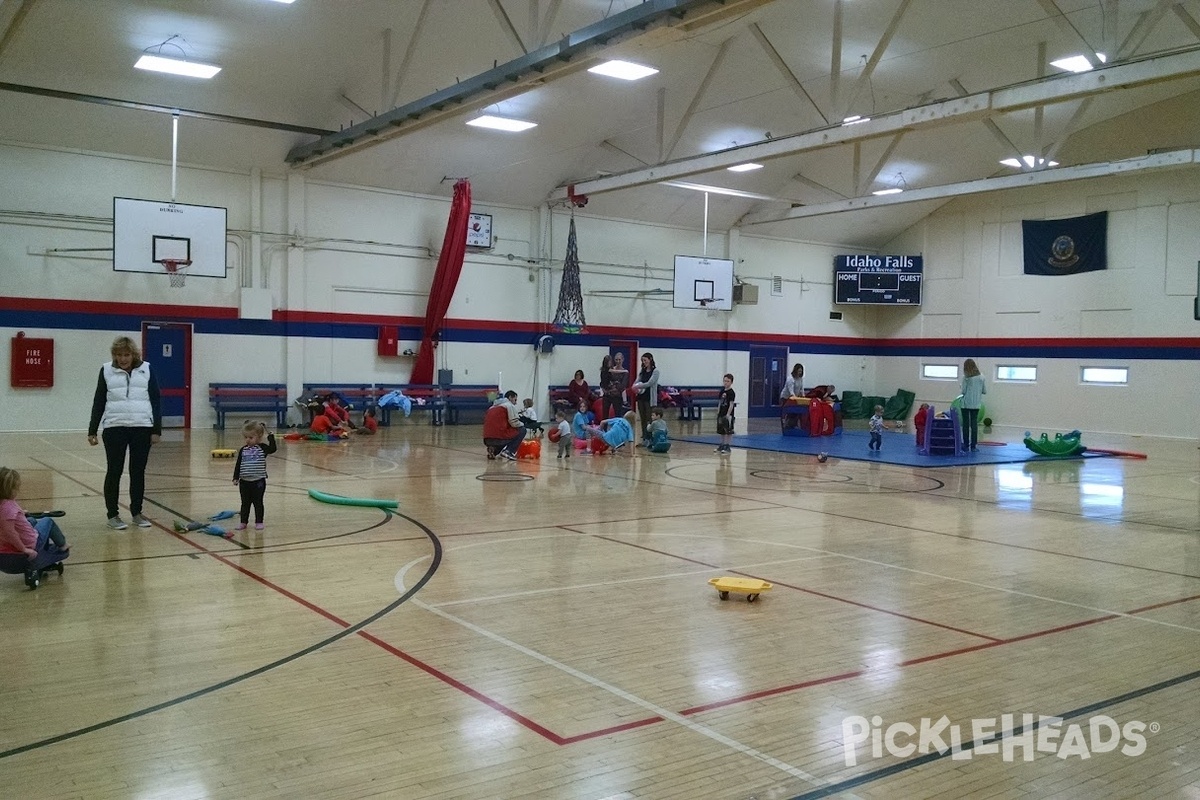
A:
11,332,54,387
834,254,923,306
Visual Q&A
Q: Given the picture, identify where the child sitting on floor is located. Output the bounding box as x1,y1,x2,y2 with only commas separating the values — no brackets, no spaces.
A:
647,407,671,453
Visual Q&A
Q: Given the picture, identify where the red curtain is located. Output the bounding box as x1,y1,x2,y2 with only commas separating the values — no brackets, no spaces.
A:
411,180,471,385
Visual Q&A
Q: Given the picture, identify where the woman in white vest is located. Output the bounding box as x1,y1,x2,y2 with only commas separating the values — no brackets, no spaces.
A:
87,336,162,530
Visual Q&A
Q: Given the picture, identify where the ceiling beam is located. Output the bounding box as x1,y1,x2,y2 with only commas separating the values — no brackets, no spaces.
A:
488,0,529,55
387,0,434,109
839,0,913,120
739,149,1200,225
0,0,36,62
666,37,732,160
286,0,775,168
556,45,1200,198
748,22,828,125
0,81,334,136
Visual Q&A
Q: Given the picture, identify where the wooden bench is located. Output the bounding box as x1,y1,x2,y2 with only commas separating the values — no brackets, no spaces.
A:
208,383,289,431
442,385,499,424
672,386,722,421
374,384,444,426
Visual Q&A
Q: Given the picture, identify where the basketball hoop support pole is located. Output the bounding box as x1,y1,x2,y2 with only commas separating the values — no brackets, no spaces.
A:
171,111,179,203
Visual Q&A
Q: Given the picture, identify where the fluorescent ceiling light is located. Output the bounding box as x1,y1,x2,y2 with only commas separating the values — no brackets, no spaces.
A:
871,187,903,196
727,163,763,172
466,115,537,132
134,54,221,79
1050,53,1106,73
842,115,870,125
1000,155,1059,168
267,0,297,3
587,60,659,81
660,180,778,201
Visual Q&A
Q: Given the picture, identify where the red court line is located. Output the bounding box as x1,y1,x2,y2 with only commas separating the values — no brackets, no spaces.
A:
1125,593,1200,614
356,631,567,744
134,515,1200,749
733,572,1003,642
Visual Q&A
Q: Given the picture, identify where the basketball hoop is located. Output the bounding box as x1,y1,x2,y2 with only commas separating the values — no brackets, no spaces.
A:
161,259,191,288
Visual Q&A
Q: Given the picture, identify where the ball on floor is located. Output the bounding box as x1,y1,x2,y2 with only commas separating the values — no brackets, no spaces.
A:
816,453,828,463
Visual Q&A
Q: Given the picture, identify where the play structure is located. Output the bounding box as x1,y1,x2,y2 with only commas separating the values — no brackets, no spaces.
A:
780,398,842,437
1023,430,1086,457
917,405,964,456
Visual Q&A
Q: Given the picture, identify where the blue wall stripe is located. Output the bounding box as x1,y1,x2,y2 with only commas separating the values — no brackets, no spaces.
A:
3,307,1197,360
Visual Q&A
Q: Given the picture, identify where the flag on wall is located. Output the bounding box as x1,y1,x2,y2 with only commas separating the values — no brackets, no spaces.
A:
1022,211,1107,275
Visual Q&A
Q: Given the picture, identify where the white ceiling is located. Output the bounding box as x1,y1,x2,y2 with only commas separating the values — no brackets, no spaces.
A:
3,0,1200,249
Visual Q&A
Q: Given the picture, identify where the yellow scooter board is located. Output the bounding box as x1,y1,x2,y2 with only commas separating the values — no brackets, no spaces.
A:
708,576,772,603
211,449,237,458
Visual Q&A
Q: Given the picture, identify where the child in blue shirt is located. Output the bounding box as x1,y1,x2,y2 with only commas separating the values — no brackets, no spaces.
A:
587,411,636,454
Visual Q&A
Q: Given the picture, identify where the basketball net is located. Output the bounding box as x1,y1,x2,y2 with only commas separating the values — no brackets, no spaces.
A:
161,259,191,288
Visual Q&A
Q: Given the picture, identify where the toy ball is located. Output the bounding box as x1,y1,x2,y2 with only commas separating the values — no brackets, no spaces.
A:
517,439,541,459
816,453,828,463
547,427,561,443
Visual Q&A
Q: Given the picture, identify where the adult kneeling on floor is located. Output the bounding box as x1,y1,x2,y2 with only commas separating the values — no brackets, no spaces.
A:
483,390,525,461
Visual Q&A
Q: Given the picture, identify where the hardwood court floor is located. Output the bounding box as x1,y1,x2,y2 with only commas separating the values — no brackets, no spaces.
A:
0,421,1197,799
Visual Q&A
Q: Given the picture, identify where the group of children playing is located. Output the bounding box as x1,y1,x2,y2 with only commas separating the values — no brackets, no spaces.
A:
545,401,673,458
309,393,378,437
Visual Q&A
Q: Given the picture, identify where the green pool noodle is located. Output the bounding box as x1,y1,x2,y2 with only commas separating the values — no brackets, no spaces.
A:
307,489,400,509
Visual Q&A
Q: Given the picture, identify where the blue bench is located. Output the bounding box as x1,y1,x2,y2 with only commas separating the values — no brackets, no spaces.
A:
442,385,499,424
671,386,722,421
209,383,289,430
374,384,444,426
299,383,375,424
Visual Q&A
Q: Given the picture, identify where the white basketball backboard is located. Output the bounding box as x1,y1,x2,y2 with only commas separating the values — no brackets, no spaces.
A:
113,197,227,278
673,255,733,311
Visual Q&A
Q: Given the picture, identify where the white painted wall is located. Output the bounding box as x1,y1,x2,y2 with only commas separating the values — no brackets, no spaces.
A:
1,140,1196,437
877,170,1200,439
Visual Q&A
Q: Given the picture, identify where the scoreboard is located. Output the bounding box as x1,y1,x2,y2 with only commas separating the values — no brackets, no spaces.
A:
834,254,923,305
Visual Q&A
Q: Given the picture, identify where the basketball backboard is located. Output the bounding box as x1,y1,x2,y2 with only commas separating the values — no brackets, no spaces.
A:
113,197,227,279
673,255,733,311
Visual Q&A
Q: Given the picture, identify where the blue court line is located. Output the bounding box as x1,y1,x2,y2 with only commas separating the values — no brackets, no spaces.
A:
789,667,1200,799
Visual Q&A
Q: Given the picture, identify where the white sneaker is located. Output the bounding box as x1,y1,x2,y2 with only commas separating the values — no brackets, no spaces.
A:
106,516,128,530
132,514,152,528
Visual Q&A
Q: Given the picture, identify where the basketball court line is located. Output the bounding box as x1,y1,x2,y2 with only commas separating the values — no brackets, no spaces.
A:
787,666,1200,800
405,591,830,789
17,444,1195,783
428,549,835,608
586,532,1002,641
0,508,445,761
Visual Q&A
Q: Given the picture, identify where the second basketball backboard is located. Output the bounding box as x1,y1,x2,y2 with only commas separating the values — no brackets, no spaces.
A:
673,255,734,311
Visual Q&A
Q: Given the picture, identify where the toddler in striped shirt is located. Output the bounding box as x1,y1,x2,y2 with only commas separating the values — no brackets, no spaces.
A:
233,420,277,531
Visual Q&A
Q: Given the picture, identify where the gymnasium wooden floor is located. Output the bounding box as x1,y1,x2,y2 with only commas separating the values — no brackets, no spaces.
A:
1,419,1197,799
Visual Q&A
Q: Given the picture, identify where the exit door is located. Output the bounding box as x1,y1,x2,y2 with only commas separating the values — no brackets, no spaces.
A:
747,345,789,418
142,322,192,428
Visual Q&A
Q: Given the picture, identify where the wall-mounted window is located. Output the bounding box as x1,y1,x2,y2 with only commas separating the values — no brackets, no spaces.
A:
996,365,1037,382
922,364,959,380
1080,366,1128,385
